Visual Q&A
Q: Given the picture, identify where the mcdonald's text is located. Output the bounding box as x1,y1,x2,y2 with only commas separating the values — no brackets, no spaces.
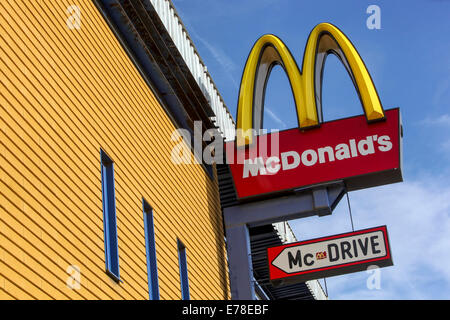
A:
242,135,392,178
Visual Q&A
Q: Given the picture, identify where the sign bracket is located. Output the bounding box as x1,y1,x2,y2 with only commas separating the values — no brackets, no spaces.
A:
223,182,346,300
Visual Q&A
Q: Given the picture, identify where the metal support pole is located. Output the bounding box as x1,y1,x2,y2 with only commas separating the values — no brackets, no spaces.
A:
224,223,255,300
223,183,346,300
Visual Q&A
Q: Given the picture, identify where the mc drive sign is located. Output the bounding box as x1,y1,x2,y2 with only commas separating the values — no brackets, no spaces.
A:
267,226,393,285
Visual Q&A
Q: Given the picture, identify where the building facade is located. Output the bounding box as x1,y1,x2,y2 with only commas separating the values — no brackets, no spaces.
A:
1,0,232,299
1,0,326,300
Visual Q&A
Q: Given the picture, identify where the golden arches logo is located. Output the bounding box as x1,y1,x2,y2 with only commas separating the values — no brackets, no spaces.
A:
236,23,385,146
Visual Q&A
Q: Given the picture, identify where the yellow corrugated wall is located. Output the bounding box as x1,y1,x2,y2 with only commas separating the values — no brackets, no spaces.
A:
0,0,230,299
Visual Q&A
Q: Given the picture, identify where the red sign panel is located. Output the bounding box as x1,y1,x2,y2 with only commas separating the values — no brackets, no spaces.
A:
267,226,393,284
225,108,402,199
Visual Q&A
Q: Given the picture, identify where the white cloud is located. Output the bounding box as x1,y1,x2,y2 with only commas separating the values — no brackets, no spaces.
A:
442,139,450,156
432,77,450,108
290,175,450,299
419,114,450,126
196,36,238,86
186,28,239,89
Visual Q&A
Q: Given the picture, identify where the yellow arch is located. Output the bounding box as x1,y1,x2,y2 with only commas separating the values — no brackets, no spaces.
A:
236,23,385,146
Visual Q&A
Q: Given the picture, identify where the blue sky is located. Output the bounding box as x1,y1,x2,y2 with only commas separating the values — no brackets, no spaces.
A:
172,0,450,299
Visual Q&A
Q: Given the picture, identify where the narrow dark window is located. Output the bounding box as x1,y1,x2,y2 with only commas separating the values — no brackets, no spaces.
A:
100,149,120,281
143,199,159,299
177,239,190,300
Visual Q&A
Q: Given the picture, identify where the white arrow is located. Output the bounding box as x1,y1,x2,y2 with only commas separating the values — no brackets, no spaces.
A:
272,247,317,274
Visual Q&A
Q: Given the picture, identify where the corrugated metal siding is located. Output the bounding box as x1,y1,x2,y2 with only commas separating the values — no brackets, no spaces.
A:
149,0,236,141
0,0,229,300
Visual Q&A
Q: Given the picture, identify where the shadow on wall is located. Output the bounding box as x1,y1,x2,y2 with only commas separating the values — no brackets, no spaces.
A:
204,163,230,300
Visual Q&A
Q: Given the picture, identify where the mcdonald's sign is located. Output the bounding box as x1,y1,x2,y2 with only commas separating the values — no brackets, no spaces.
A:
225,23,403,200
267,226,393,284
